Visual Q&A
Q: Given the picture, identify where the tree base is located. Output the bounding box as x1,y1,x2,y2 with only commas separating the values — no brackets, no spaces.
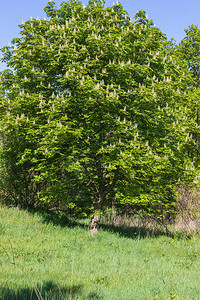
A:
90,214,100,235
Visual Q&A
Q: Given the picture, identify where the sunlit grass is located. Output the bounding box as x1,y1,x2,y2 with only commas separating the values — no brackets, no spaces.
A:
0,204,200,299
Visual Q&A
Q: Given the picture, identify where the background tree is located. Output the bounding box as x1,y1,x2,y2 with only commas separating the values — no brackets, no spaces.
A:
0,0,196,230
179,25,200,88
178,25,200,168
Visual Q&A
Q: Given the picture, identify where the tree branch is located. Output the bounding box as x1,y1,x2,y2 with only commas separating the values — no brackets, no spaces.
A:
81,162,99,194
104,165,119,197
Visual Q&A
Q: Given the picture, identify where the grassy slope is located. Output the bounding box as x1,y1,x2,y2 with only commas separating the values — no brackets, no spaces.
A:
0,204,200,300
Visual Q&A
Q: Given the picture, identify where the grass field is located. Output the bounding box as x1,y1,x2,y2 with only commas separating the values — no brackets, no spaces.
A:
0,204,200,300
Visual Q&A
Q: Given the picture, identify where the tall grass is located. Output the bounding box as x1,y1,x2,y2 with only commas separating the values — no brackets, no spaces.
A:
0,203,200,299
101,187,200,237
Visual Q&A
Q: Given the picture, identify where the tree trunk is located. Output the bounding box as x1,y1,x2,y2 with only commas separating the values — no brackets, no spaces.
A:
90,214,101,233
90,202,101,234
89,166,120,234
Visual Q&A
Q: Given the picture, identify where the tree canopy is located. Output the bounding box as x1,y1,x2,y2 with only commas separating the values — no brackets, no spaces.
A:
0,0,197,230
178,25,200,168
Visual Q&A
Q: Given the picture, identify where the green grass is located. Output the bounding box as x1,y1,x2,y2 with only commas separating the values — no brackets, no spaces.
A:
0,204,200,300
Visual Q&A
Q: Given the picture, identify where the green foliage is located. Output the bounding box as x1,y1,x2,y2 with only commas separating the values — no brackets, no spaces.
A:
0,1,196,220
177,25,200,169
179,25,200,86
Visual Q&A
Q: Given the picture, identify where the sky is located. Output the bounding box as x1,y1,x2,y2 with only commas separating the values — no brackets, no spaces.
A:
0,0,200,70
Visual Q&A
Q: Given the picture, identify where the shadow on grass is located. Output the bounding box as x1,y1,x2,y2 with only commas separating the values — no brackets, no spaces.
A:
0,281,102,300
31,209,165,239
28,208,89,230
99,223,168,240
14,206,182,240
35,208,170,239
